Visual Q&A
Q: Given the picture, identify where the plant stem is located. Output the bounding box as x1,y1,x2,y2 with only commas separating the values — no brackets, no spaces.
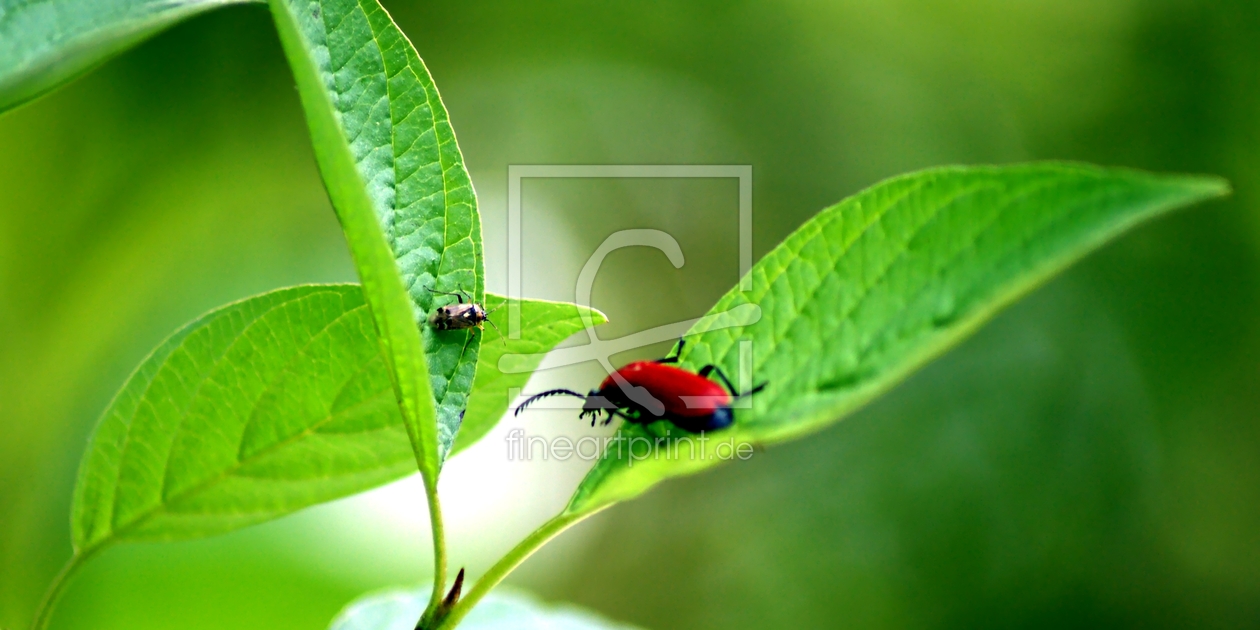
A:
433,509,601,630
419,475,448,625
29,547,96,630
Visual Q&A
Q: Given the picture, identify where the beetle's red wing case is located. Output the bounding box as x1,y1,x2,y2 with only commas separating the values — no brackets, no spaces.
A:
599,362,731,418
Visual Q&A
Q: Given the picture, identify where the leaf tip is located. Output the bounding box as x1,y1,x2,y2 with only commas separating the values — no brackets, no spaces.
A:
1157,172,1232,204
1194,175,1232,199
585,306,611,326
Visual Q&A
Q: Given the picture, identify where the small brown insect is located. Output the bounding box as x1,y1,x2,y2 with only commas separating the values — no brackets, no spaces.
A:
427,287,502,341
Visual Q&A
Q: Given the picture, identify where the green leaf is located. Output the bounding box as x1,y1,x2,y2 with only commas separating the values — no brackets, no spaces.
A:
330,586,640,630
566,162,1229,514
5,0,485,481
0,0,258,114
69,284,608,552
70,285,411,552
268,0,484,476
452,294,608,456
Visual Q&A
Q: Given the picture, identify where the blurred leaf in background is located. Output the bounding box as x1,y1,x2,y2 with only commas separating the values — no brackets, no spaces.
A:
0,6,365,626
3,0,1260,629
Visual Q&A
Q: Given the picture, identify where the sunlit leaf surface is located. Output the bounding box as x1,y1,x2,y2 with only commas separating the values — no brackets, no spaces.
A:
70,286,616,552
71,285,411,550
269,0,484,475
568,163,1229,513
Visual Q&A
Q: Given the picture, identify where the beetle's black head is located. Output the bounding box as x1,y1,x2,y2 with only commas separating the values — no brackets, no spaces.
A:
700,406,734,432
581,392,615,414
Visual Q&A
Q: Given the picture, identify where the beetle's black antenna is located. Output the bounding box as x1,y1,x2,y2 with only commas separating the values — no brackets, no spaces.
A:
483,316,506,346
696,364,766,399
514,389,587,415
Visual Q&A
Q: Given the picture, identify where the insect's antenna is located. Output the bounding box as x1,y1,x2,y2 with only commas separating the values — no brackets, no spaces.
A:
514,389,587,415
483,316,506,346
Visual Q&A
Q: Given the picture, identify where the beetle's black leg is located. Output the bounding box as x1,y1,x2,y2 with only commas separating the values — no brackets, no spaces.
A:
697,364,737,393
456,285,473,304
604,409,638,426
582,408,603,426
697,364,768,398
426,287,466,304
594,409,629,427
656,338,685,364
742,382,767,397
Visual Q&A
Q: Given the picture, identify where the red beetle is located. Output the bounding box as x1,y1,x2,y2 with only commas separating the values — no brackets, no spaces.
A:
514,340,765,433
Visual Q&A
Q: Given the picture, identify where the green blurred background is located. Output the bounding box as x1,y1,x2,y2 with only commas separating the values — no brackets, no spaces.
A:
3,0,1259,628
